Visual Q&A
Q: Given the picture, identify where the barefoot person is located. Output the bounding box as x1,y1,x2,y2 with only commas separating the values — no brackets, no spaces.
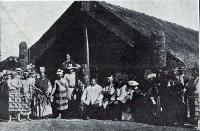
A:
51,69,69,119
8,68,23,122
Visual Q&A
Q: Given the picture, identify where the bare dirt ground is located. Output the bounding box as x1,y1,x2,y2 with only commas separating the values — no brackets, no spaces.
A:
0,119,197,131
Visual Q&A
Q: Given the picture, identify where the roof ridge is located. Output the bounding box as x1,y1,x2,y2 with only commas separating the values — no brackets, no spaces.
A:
98,1,198,33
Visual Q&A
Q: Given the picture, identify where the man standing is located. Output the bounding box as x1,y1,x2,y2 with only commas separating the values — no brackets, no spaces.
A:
62,53,81,73
81,78,103,119
62,53,81,99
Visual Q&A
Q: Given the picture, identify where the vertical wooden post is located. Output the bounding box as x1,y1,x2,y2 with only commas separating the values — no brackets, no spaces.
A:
28,48,30,64
151,31,166,69
85,27,90,85
19,42,28,70
83,27,90,86
156,96,161,118
0,15,1,62
82,1,91,86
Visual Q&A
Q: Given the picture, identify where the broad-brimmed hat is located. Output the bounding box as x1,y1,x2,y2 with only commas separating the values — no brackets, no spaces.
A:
15,68,22,72
128,80,139,86
147,73,157,79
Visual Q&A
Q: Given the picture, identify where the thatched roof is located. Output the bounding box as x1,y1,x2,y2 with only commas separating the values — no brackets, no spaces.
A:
96,2,199,68
30,1,198,68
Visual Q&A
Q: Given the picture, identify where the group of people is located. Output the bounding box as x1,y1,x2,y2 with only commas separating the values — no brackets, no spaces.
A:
0,53,199,127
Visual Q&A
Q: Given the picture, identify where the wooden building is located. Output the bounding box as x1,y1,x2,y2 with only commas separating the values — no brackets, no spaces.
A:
29,1,199,82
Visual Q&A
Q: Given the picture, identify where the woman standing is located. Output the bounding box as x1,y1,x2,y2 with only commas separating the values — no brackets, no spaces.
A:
71,79,85,118
51,69,69,119
32,67,52,118
8,70,23,122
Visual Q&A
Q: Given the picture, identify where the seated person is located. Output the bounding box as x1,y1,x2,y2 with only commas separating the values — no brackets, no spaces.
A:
80,78,103,120
102,76,115,109
106,79,125,120
112,80,139,120
101,76,115,119
117,80,136,104
71,79,85,118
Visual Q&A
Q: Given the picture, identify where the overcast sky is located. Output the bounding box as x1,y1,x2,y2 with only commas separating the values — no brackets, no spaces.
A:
0,0,199,60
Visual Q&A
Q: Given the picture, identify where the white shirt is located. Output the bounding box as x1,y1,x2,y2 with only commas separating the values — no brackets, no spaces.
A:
81,84,103,105
64,72,76,87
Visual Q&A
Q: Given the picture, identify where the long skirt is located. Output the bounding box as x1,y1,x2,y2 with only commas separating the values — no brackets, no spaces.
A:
32,94,52,117
21,94,32,115
8,90,22,112
54,90,69,111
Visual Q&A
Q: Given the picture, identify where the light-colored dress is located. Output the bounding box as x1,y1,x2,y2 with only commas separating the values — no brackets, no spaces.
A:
194,77,200,118
8,78,22,112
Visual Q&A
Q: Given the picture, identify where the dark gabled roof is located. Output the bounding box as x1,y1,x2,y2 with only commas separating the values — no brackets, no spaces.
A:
30,1,199,68
97,2,199,68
